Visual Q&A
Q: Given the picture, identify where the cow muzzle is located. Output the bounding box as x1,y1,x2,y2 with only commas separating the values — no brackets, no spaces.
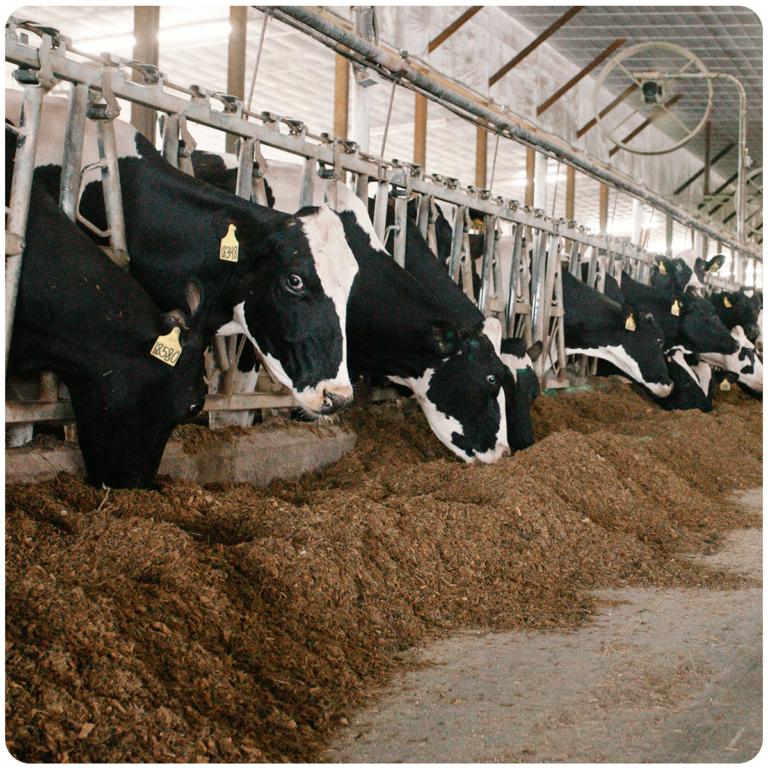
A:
320,389,353,415
295,380,354,416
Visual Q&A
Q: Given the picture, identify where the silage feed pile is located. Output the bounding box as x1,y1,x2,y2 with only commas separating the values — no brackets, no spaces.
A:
5,379,762,762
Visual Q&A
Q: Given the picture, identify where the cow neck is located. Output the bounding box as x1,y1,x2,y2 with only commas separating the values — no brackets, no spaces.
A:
13,183,168,373
343,217,462,379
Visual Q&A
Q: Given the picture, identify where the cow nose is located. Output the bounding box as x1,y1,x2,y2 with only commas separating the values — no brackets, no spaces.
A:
501,446,512,458
320,390,352,414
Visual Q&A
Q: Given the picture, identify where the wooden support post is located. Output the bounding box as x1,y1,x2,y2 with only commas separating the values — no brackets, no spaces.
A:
226,6,247,154
414,92,427,168
131,6,160,142
666,215,674,256
703,120,711,198
599,183,609,234
565,165,575,220
525,147,535,207
475,126,487,189
334,53,349,139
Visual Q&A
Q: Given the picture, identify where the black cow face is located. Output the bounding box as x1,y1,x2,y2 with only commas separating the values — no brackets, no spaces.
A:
419,325,511,463
231,206,358,416
69,283,208,489
680,294,739,355
654,348,713,413
500,338,542,452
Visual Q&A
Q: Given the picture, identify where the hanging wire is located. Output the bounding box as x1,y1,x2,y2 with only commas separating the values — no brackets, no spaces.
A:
380,79,397,157
488,130,501,193
246,10,271,113
609,187,619,234
550,159,562,218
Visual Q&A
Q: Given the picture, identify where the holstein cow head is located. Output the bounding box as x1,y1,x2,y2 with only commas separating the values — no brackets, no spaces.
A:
654,348,713,413
678,292,739,356
699,325,763,394
71,284,209,488
500,338,543,451
333,187,511,463
562,272,672,397
693,253,727,285
227,204,357,416
710,289,761,344
651,255,704,295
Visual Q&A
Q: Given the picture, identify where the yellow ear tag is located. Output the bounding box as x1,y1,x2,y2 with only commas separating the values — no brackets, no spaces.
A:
658,261,667,274
708,262,720,272
151,326,182,367
720,380,731,391
671,300,680,316
724,297,733,308
219,224,239,262
625,315,636,332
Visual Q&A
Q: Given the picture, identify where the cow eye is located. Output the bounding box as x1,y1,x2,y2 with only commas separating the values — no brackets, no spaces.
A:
286,274,304,293
189,403,202,416
486,374,497,385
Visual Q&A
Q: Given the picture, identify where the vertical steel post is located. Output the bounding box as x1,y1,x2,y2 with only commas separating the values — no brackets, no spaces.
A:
372,179,389,243
393,193,408,268
95,118,130,268
59,82,89,221
448,205,466,282
161,113,181,168
505,222,524,336
236,138,256,199
478,215,498,313
6,85,45,368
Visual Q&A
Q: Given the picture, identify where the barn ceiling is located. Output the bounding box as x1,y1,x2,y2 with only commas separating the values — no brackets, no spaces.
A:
501,5,763,184
5,5,763,257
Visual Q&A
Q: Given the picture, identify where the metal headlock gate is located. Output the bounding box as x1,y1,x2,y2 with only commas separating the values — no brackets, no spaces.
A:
4,16,760,431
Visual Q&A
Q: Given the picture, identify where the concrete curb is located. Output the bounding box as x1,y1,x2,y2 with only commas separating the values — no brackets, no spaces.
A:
5,425,356,487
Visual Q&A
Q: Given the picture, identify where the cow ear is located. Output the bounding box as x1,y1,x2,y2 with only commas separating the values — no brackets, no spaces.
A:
707,254,726,273
622,303,638,332
160,309,188,333
429,321,462,355
481,317,503,356
526,340,543,363
185,279,204,318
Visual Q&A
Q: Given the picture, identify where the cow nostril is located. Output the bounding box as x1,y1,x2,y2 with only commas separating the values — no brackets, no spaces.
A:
501,446,512,458
320,390,351,415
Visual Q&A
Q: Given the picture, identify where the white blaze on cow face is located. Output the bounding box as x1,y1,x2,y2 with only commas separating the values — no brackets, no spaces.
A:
388,369,479,463
293,205,357,411
699,325,763,392
223,207,359,416
566,343,674,397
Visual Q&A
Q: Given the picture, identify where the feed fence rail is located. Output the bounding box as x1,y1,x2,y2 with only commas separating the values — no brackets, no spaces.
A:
4,18,754,434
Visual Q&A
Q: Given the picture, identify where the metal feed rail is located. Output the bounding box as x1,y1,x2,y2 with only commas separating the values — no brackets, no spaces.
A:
3,20,752,429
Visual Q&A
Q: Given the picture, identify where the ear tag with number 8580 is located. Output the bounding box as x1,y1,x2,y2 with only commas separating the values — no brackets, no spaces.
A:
151,327,182,367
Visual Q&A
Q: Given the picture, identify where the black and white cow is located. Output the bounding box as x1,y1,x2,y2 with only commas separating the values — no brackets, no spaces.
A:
191,153,518,461
561,271,673,397
709,289,761,344
382,208,539,453
6,90,358,417
336,188,513,463
653,348,714,412
699,325,763,395
6,125,207,489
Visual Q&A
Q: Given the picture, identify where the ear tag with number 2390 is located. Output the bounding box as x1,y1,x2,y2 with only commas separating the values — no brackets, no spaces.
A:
151,327,182,367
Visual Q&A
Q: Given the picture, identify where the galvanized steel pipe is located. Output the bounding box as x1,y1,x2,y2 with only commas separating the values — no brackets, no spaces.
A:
269,6,760,261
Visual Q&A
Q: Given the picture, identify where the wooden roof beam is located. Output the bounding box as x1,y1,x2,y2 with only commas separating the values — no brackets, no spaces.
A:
428,6,483,54
538,38,625,117
489,6,583,87
673,142,735,196
576,83,637,138
608,93,683,157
